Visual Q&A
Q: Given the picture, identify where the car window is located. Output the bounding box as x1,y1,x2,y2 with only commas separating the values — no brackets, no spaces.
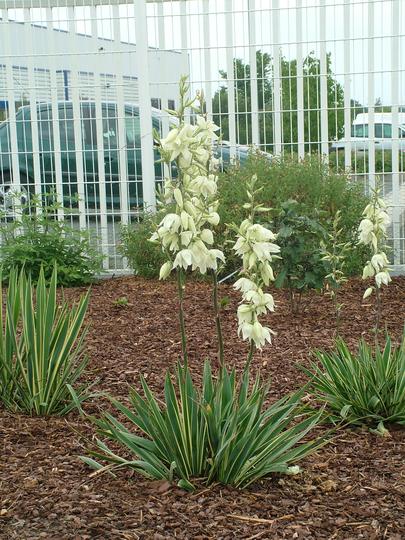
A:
382,124,392,138
374,124,386,138
125,113,140,148
351,124,368,137
38,107,53,151
16,108,32,152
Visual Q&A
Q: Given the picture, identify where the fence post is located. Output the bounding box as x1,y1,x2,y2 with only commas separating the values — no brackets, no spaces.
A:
248,0,259,147
134,0,156,212
391,0,401,266
272,0,282,155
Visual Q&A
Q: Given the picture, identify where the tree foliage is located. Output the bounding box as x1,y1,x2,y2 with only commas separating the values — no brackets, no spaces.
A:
213,50,347,152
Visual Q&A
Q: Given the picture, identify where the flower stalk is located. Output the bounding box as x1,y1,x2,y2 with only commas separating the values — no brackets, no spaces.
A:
358,184,391,338
212,269,225,369
232,174,280,369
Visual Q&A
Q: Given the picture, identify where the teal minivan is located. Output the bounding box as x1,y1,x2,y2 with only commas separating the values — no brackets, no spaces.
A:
0,101,250,211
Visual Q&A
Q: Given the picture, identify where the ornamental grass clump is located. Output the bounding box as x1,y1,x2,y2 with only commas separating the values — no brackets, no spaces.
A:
84,77,325,490
306,333,405,429
0,266,91,415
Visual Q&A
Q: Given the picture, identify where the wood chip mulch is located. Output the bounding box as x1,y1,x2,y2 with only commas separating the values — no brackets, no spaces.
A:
1,276,405,539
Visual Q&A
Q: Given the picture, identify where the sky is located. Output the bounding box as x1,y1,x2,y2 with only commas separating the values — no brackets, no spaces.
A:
3,0,405,107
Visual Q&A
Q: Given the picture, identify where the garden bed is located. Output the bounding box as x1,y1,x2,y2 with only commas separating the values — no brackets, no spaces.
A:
1,276,405,539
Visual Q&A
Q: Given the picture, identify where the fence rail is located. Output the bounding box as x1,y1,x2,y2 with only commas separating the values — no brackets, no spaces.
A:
0,0,404,272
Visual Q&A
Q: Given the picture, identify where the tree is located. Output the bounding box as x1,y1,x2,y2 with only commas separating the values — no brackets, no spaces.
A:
212,50,346,152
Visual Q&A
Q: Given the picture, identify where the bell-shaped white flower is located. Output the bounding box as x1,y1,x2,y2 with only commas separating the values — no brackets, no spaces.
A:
173,249,193,270
234,278,257,294
375,271,391,288
159,261,173,280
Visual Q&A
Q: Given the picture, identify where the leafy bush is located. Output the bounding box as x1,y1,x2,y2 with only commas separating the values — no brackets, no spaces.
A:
273,200,327,313
119,153,367,280
306,334,405,427
217,152,367,278
0,193,103,286
0,266,92,415
119,212,166,279
83,362,324,489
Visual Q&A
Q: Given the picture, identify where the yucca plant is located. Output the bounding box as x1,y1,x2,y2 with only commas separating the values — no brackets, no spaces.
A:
203,364,325,488
83,362,325,490
306,334,405,427
0,265,91,415
83,363,210,491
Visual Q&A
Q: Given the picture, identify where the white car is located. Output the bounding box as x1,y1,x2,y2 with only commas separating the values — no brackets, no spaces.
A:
330,113,405,153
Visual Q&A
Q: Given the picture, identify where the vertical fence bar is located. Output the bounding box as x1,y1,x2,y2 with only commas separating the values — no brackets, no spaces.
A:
203,0,212,118
296,0,304,159
248,0,259,147
2,8,21,191
67,5,86,230
225,0,236,156
112,3,129,227
157,0,170,134
367,0,375,191
23,8,42,200
272,0,282,155
343,0,351,169
391,0,400,265
134,0,156,211
90,6,109,269
319,0,329,159
46,6,65,221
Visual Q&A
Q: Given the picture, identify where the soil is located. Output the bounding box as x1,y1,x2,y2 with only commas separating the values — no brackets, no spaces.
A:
1,276,405,540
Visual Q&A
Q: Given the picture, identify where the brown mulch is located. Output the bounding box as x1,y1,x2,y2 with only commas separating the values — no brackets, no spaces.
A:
1,276,405,540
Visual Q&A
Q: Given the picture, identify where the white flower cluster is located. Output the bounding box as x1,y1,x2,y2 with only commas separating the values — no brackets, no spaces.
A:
233,195,281,349
150,115,225,278
358,191,391,299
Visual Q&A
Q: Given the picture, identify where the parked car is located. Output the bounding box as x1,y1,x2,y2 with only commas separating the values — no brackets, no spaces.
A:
330,113,405,154
0,101,251,211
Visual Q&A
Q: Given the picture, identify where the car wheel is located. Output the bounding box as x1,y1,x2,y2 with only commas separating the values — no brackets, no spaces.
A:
0,172,30,212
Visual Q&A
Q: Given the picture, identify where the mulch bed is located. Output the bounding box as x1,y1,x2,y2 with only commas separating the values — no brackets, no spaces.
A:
1,276,405,539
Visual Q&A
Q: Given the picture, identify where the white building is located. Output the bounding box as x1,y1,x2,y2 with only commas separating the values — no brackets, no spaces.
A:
0,16,189,113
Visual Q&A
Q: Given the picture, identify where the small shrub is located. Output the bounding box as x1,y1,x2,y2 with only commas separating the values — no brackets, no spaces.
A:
0,266,92,415
120,213,166,279
0,193,103,286
273,199,326,313
83,362,324,489
217,153,368,278
306,334,405,427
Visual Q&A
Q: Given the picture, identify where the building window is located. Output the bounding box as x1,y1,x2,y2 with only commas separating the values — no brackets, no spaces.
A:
151,98,161,110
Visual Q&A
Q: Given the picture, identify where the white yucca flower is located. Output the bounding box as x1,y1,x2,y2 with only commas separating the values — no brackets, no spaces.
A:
233,175,279,350
358,186,391,299
151,96,224,280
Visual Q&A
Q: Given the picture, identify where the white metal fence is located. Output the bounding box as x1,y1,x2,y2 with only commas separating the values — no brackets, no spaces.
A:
0,0,404,272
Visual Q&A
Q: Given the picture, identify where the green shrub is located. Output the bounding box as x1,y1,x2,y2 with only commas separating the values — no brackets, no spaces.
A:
306,333,405,427
273,200,327,313
120,153,367,280
0,266,92,415
217,153,367,278
83,362,324,489
120,212,166,279
0,193,103,286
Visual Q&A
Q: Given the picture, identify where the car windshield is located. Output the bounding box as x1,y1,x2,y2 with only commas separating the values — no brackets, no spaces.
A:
351,123,394,138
